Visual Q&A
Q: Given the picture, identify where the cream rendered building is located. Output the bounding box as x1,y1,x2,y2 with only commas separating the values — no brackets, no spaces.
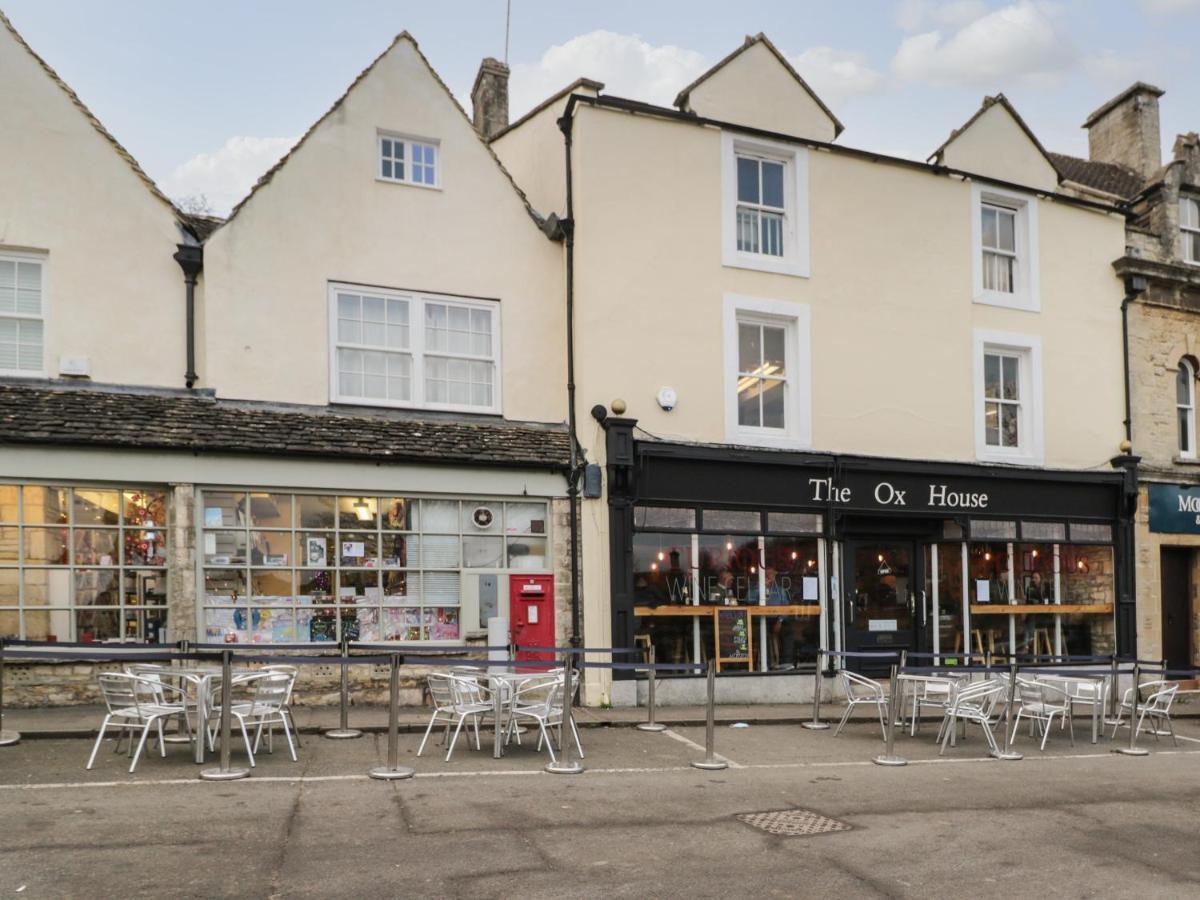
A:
0,16,571,703
494,35,1135,704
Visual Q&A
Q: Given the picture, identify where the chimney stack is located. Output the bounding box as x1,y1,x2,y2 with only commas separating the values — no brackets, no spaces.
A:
472,57,510,139
1083,82,1165,180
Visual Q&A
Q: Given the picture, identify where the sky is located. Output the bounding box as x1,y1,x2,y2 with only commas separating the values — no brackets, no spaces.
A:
4,0,1198,215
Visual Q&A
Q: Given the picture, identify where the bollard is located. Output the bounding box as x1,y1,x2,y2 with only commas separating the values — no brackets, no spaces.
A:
1113,662,1150,757
872,664,908,767
0,640,20,747
636,644,666,733
990,661,1023,761
163,637,194,745
1105,654,1120,726
370,653,414,780
801,650,830,730
200,649,250,780
546,662,584,774
691,658,728,771
325,638,363,739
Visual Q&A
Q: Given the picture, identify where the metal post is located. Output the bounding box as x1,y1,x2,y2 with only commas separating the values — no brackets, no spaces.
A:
163,638,193,745
370,653,414,780
0,640,21,746
637,644,666,733
872,663,907,766
691,658,727,771
990,661,1022,760
1105,654,1120,725
1113,662,1149,756
546,661,584,774
200,649,249,780
325,638,362,739
801,649,829,730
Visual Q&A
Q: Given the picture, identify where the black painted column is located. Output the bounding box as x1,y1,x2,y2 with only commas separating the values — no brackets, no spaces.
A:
1110,454,1141,657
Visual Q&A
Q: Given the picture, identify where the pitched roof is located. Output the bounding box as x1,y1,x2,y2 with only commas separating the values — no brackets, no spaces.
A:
221,32,543,230
0,8,189,229
673,33,844,139
1047,152,1145,200
0,382,570,470
929,94,1059,182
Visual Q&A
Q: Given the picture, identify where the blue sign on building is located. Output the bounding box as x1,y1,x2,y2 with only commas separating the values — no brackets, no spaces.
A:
1148,483,1200,534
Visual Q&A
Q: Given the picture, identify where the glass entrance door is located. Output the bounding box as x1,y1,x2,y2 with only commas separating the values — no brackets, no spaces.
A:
844,541,919,668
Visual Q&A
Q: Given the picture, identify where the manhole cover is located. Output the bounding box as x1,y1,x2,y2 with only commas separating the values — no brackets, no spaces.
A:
736,808,851,837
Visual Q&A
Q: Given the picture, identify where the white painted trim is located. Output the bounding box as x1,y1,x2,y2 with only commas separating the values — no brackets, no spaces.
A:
328,281,502,416
720,132,810,278
970,184,1039,312
972,328,1044,465
0,247,49,379
376,131,441,190
722,293,812,449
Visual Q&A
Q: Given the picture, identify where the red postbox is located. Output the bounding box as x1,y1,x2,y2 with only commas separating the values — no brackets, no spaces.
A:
510,574,555,666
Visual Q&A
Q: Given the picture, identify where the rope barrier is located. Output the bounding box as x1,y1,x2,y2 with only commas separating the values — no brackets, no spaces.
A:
350,643,511,654
513,645,643,655
192,642,343,652
3,639,182,649
823,650,902,659
0,649,220,663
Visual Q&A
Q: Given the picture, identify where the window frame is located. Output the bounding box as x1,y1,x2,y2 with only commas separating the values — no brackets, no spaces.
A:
328,283,502,415
723,294,812,449
0,248,48,378
1181,196,1200,266
1178,358,1196,459
973,329,1043,464
376,131,441,190
971,184,1039,312
721,132,810,278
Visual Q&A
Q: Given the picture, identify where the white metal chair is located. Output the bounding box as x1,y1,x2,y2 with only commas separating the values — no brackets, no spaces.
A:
207,672,297,766
86,672,188,773
1110,680,1179,746
901,675,961,736
937,679,1007,755
442,674,497,762
834,670,889,741
505,672,582,764
260,664,299,753
417,673,460,757
1010,677,1074,751
125,663,194,742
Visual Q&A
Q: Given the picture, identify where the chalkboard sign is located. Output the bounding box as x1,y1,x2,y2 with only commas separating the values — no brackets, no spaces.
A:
715,608,752,671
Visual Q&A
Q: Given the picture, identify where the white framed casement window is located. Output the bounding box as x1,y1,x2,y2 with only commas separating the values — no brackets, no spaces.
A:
971,184,1039,311
723,294,812,448
1178,359,1196,458
329,283,500,414
973,329,1043,464
721,132,810,278
0,250,46,377
1181,197,1200,265
377,132,439,189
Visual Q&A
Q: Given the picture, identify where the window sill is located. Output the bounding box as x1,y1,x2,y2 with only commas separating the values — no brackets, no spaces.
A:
331,396,501,416
375,177,442,192
972,291,1039,312
976,448,1043,467
722,253,809,279
1172,455,1200,466
727,430,811,451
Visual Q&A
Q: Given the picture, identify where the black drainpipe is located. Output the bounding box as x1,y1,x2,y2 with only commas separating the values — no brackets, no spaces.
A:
173,244,203,389
558,98,583,648
1120,274,1147,445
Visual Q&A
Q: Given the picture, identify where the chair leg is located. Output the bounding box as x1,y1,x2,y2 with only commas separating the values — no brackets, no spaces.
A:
1067,709,1075,747
237,716,255,768
86,715,112,770
571,717,584,759
876,702,889,743
834,701,854,737
538,720,556,764
130,722,153,773
1039,714,1052,751
416,711,439,757
446,715,467,762
279,713,298,761
157,720,167,758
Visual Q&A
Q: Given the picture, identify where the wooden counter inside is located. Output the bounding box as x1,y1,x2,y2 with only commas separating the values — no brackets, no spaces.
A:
969,604,1113,615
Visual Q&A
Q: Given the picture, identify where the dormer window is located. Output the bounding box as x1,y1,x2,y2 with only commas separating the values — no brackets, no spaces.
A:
1182,197,1200,265
378,133,439,188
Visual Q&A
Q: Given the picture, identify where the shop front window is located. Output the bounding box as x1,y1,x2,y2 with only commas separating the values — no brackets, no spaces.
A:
1012,542,1055,657
1061,544,1115,657
200,492,547,643
0,484,168,642
762,536,820,668
966,542,1010,656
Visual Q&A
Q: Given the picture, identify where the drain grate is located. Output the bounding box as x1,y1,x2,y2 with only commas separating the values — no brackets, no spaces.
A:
736,808,851,837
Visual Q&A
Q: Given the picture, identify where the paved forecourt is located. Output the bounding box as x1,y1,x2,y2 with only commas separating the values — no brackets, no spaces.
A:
3,715,1200,897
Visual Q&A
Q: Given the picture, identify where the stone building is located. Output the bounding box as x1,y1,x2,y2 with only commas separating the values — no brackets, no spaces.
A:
1051,83,1200,669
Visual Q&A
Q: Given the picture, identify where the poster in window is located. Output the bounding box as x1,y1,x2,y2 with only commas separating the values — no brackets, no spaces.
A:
306,537,327,567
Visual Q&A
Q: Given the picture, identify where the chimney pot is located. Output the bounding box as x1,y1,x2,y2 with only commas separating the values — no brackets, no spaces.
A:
472,57,510,140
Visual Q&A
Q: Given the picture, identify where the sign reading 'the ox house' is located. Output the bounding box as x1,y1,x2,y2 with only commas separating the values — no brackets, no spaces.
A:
1148,483,1200,534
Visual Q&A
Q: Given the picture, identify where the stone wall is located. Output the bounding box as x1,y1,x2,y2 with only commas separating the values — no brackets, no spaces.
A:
1128,301,1200,473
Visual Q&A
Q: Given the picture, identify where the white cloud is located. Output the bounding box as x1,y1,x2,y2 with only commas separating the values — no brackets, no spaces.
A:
896,0,991,31
788,47,884,107
162,135,297,216
508,30,707,117
892,1,1074,86
1140,0,1200,11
